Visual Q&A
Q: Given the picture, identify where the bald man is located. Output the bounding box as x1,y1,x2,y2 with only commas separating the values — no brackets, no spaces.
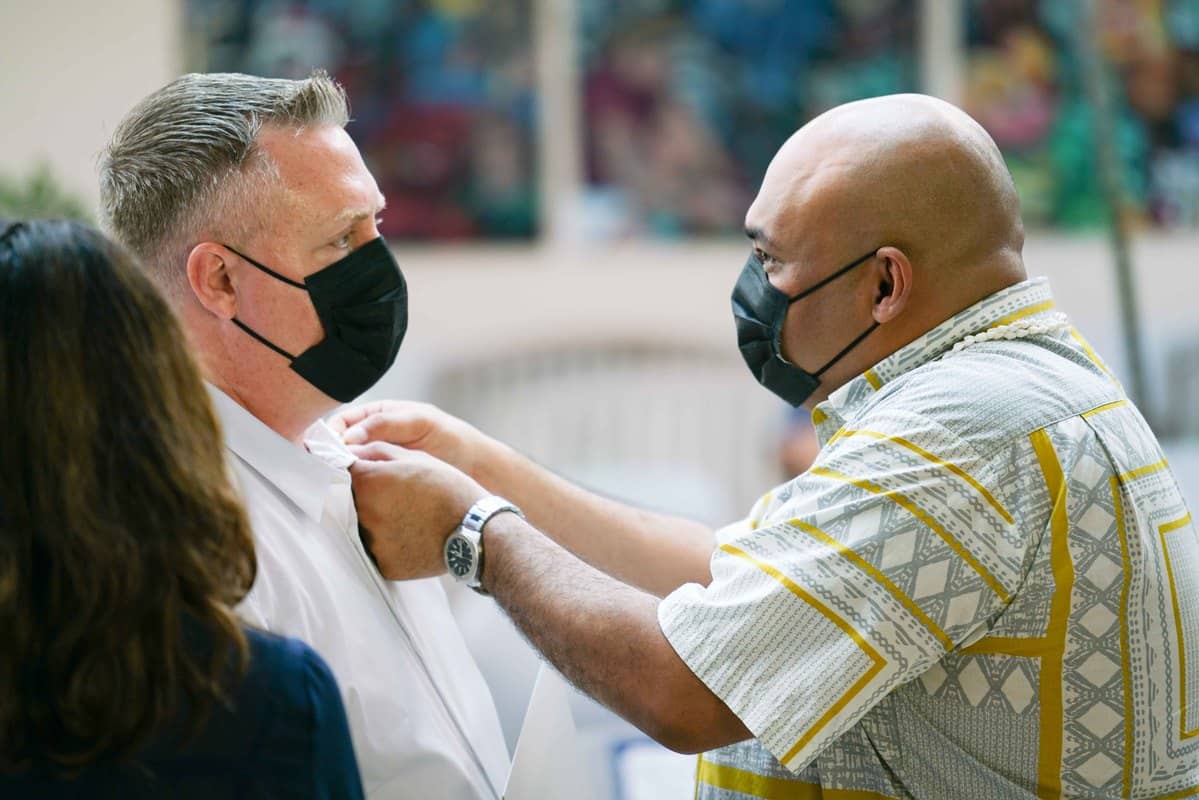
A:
338,95,1199,798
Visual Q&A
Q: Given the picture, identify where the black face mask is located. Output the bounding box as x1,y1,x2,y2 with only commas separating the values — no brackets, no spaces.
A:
226,237,408,403
732,249,879,407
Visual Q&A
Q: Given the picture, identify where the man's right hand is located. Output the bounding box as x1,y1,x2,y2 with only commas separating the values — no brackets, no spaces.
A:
332,401,492,480
334,398,716,596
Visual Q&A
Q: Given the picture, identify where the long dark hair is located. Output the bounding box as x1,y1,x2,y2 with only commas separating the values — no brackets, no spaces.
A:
0,219,257,772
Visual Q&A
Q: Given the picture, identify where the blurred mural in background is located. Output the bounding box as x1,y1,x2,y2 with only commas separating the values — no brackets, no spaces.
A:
582,0,1199,236
183,0,1199,241
578,0,916,237
963,0,1199,229
185,0,539,240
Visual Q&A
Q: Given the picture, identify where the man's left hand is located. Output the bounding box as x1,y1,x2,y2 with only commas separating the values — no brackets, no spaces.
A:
348,441,487,580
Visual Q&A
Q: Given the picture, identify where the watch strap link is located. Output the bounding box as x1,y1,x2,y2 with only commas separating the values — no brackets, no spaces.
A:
462,495,524,533
453,496,523,594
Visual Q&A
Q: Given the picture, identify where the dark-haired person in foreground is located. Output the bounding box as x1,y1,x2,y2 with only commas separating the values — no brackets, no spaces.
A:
0,219,363,799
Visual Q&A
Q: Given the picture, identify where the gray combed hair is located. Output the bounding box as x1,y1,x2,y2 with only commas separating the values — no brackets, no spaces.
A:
99,70,349,294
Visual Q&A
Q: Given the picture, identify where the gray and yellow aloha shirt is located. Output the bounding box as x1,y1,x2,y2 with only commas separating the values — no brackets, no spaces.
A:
660,278,1199,799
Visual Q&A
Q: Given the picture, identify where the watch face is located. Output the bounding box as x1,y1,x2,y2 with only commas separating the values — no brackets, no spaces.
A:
446,534,475,578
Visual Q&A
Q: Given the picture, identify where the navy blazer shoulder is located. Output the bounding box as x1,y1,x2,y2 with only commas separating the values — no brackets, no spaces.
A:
2,628,364,799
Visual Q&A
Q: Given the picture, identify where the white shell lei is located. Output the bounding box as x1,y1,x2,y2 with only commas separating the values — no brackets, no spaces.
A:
951,312,1071,353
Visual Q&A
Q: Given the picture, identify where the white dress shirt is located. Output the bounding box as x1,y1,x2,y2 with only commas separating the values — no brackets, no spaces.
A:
208,386,509,799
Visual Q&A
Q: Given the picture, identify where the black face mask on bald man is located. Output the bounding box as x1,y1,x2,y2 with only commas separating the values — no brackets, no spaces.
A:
225,237,408,403
732,249,880,407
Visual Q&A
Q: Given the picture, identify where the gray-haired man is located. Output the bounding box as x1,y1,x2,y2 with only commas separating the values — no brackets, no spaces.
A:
100,72,509,799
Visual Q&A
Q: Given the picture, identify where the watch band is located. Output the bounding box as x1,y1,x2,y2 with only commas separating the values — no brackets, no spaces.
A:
456,496,523,593
462,495,524,534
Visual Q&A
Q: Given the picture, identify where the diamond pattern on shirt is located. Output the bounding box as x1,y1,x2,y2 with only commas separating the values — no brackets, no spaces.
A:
922,653,1041,716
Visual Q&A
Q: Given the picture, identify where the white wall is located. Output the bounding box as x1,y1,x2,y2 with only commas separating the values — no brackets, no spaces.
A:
0,0,182,209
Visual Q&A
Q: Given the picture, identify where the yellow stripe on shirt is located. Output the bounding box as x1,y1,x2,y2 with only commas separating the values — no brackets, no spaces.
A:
1029,429,1074,800
697,756,900,799
719,543,886,766
810,465,1011,602
826,429,1014,524
791,518,954,651
991,299,1056,327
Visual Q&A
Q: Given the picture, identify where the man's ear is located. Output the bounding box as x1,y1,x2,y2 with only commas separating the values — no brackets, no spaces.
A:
871,246,912,324
186,242,238,320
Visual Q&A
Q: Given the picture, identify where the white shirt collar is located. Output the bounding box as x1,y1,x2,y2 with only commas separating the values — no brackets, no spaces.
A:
206,384,354,523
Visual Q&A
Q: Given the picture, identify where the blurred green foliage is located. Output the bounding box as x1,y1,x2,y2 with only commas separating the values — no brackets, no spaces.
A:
0,164,92,223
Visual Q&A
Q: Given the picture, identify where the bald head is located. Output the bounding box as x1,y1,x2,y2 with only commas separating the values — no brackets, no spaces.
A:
747,94,1025,289
741,95,1030,405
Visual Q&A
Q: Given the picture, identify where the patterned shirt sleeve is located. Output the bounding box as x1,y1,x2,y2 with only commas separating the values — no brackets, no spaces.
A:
659,408,1029,773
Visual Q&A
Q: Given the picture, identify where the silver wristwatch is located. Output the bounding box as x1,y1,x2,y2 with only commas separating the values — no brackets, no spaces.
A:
444,495,523,592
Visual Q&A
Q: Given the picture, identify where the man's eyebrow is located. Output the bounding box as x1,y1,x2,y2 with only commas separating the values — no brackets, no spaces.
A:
744,226,778,250
331,196,388,227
